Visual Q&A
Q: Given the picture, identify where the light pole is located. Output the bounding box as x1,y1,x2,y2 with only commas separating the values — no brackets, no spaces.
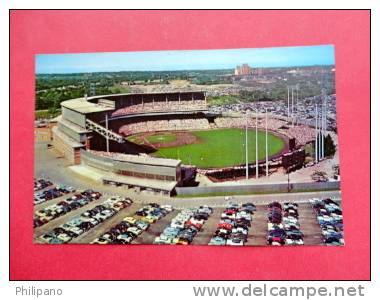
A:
255,110,259,179
245,113,249,180
265,108,268,177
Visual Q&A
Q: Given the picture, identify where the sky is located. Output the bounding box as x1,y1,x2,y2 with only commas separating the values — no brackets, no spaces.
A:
36,44,335,74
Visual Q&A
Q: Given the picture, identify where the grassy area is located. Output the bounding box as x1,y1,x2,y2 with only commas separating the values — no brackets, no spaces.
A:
207,95,241,106
153,128,285,168
175,188,340,198
109,84,131,94
146,132,178,144
35,109,61,120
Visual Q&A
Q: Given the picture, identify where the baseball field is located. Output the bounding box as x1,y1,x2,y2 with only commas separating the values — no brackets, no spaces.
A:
128,128,286,168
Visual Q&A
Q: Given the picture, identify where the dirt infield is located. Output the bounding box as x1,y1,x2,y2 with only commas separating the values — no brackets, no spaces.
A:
132,131,200,149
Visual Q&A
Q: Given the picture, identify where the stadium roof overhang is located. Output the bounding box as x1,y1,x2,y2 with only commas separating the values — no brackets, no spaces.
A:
101,174,177,192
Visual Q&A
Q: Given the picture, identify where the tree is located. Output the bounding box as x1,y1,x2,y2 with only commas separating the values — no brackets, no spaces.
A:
312,133,336,158
324,134,336,157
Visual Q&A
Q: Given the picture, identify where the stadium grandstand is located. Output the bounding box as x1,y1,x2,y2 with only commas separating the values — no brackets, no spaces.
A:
52,91,208,195
50,90,319,195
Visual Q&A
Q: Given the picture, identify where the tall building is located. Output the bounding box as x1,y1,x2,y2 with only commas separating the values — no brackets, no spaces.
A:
235,63,253,76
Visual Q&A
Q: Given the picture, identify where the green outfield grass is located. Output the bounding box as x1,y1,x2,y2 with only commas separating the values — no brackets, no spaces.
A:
152,128,285,168
146,132,178,144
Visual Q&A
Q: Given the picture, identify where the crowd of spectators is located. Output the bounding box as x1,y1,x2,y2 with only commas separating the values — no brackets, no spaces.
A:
214,117,287,131
111,100,207,117
280,124,315,145
119,118,210,136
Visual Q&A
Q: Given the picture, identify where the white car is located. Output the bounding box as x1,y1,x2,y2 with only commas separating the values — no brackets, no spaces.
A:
317,215,334,223
127,227,143,236
271,242,282,246
57,233,72,243
189,217,204,225
116,234,134,244
135,221,149,231
283,217,299,225
236,212,251,221
95,210,114,221
154,235,173,244
232,227,248,235
285,238,304,245
161,205,173,212
309,198,322,205
268,223,284,230
198,206,213,215
226,238,244,246
221,213,236,219
67,226,84,236
171,220,185,229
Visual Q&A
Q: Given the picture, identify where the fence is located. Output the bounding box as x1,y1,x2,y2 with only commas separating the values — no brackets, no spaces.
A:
175,181,340,196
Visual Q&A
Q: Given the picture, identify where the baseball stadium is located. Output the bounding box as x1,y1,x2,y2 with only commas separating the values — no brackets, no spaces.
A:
51,91,320,196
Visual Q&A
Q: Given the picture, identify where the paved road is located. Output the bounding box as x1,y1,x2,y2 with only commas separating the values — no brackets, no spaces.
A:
246,206,268,246
298,202,323,245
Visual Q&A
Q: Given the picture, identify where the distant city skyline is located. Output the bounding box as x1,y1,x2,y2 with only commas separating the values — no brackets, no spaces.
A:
36,45,335,74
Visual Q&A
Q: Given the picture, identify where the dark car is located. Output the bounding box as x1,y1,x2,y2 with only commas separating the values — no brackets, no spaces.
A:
323,198,340,206
324,236,343,245
268,202,282,209
136,210,148,216
235,219,251,228
214,229,231,239
193,212,209,220
286,231,304,240
230,233,248,242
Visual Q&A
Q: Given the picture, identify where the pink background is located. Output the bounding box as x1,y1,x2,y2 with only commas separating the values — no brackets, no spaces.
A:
10,10,370,280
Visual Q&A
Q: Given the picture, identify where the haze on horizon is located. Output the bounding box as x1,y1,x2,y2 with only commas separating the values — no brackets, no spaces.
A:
36,44,335,75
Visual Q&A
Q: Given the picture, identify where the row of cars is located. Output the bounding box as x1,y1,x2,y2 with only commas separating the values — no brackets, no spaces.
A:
267,202,304,246
34,190,102,228
92,203,173,244
34,178,53,192
154,205,213,245
310,198,344,246
38,196,133,244
34,184,75,205
209,203,256,246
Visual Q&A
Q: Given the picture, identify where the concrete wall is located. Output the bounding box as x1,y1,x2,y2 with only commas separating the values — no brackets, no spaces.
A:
175,181,340,196
80,149,179,181
52,128,82,164
81,149,114,171
62,107,86,128
58,121,87,143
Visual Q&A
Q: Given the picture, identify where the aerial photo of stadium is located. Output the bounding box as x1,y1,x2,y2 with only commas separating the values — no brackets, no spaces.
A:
34,45,343,247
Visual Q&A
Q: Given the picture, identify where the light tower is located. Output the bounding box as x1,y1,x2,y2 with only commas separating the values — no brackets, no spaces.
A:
245,112,249,180
287,86,290,122
265,108,269,177
295,84,299,125
315,104,318,163
291,87,294,126
319,110,322,161
255,110,259,179
321,88,327,159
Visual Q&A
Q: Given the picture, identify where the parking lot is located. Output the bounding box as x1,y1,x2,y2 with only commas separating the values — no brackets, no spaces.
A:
34,178,341,246
35,199,331,246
